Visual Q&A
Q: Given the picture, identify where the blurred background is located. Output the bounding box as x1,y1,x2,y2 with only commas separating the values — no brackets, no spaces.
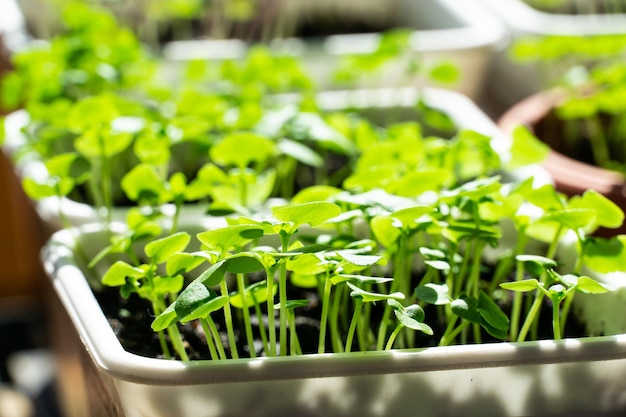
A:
1,0,625,416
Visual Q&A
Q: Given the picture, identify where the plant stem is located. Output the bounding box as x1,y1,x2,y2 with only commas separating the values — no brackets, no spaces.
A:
509,232,528,341
345,299,363,353
288,310,302,356
220,280,239,359
559,291,575,338
251,294,269,355
552,298,562,340
200,318,219,360
206,315,227,360
265,266,277,357
517,292,544,342
439,317,468,347
236,273,256,358
318,271,332,354
329,284,345,353
376,239,405,350
279,232,291,356
528,225,563,340
385,324,403,350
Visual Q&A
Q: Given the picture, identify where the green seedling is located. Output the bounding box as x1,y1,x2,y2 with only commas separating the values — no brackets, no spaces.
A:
502,262,610,340
102,231,191,360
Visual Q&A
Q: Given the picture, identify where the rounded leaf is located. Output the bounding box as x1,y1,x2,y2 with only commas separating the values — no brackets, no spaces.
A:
145,232,191,264
272,201,341,229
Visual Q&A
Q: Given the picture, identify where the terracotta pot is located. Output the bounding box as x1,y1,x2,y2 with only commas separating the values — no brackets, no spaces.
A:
498,90,626,236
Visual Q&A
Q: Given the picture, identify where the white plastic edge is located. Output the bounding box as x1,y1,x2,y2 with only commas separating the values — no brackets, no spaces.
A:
43,224,626,386
478,0,626,36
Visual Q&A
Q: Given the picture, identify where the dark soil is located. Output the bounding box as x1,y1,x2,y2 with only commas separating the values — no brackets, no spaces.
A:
93,267,588,361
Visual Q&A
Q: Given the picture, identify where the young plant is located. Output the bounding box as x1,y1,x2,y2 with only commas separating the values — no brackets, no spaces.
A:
101,231,191,360
501,256,611,340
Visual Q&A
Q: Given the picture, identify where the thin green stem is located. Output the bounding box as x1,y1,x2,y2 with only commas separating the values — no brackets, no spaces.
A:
517,292,544,342
552,298,562,341
439,318,468,347
509,232,528,341
220,280,239,359
385,324,403,350
345,299,363,353
288,310,302,356
376,240,405,350
318,271,332,354
279,232,291,356
251,294,269,356
329,284,345,353
265,266,277,357
200,318,219,360
206,315,227,360
236,273,256,358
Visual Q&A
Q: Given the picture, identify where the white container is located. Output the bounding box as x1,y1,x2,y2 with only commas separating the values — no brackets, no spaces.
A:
42,224,626,417
162,0,506,100
475,0,626,109
3,86,524,231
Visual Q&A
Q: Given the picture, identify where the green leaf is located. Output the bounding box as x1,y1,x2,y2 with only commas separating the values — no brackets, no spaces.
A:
508,125,550,169
175,280,229,322
211,132,275,169
584,236,626,273
67,95,119,132
22,177,73,199
568,189,624,230
540,208,596,231
75,129,133,158
224,253,264,274
500,279,541,292
134,131,170,166
145,232,191,264
46,153,91,184
292,185,343,204
336,252,382,268
346,282,404,302
277,139,324,167
283,299,310,310
478,291,509,331
152,275,184,295
286,253,326,275
272,201,341,229
290,273,319,288
516,255,558,269
440,176,502,202
518,184,565,212
370,216,401,248
390,206,435,229
576,276,612,294
121,164,170,204
424,260,451,272
151,303,179,332
166,252,212,276
451,295,480,324
102,261,145,286
392,303,434,335
197,260,228,287
197,224,264,252
414,283,450,305
331,274,393,285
